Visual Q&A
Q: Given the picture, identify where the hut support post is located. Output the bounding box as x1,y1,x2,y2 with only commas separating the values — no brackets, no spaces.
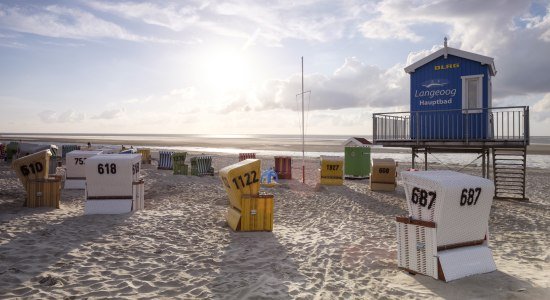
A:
412,148,416,169
481,149,488,178
424,149,428,171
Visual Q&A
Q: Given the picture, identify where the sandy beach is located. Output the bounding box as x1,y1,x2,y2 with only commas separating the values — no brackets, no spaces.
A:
0,149,548,299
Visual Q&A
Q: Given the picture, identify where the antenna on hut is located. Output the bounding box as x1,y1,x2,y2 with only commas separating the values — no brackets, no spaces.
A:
296,56,311,184
443,36,449,58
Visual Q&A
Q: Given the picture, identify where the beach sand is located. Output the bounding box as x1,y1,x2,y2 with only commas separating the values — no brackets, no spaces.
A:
0,152,548,299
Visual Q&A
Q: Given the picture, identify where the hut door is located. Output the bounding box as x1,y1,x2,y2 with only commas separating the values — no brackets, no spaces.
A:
461,75,486,139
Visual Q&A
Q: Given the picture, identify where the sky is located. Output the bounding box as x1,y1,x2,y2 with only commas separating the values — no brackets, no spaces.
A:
1,0,550,136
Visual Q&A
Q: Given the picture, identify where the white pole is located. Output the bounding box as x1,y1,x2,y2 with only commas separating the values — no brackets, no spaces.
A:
301,56,305,184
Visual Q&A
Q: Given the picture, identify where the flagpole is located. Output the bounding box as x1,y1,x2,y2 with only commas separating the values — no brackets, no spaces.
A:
301,56,305,184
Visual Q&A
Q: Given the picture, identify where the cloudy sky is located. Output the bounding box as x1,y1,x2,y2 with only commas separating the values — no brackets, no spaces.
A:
1,0,549,135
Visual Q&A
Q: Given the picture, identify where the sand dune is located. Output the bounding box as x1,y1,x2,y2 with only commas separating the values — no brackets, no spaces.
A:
0,154,548,299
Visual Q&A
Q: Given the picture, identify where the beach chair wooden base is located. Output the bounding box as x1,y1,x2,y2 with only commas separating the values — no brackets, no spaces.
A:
225,194,274,231
396,217,496,282
320,176,344,185
84,199,133,214
173,164,188,175
26,176,61,208
84,180,144,214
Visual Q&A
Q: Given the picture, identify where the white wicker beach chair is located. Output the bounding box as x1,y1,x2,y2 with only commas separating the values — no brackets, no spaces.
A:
397,170,496,281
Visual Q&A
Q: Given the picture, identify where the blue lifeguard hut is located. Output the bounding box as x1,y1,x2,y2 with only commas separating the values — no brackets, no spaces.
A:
405,37,496,140
372,38,530,200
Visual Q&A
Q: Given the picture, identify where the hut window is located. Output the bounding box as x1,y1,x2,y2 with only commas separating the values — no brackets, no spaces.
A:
461,74,483,113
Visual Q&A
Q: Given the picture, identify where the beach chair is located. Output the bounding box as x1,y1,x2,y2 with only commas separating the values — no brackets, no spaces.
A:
158,151,174,170
5,142,18,161
64,150,103,189
238,153,256,161
320,156,344,185
84,154,144,214
190,155,214,176
274,156,292,179
172,152,188,175
0,143,5,161
219,159,274,231
137,148,152,164
396,171,496,281
62,144,80,159
11,149,61,208
370,158,397,191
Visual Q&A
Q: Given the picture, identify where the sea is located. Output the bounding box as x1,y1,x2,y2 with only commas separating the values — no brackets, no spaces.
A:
1,133,549,169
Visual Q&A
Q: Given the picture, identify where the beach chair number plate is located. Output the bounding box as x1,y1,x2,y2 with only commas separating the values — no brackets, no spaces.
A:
222,170,259,190
411,187,437,209
460,188,482,206
326,164,339,171
20,162,44,176
97,163,117,174
74,158,86,165
378,168,390,174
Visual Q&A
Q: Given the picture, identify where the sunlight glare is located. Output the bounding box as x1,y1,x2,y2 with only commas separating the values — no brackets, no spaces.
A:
198,47,255,91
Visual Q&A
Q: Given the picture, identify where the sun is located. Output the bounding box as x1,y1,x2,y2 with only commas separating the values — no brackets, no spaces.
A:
198,47,255,91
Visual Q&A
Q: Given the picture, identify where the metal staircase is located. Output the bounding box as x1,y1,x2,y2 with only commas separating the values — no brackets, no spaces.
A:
492,147,528,200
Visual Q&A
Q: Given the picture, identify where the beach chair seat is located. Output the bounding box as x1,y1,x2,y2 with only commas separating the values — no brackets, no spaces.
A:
274,156,292,179
191,156,214,176
396,171,496,281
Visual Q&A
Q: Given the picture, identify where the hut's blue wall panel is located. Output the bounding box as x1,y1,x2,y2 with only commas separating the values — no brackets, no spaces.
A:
410,54,490,140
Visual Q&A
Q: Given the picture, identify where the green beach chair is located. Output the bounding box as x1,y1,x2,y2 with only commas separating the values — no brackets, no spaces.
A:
190,156,214,176
172,152,188,175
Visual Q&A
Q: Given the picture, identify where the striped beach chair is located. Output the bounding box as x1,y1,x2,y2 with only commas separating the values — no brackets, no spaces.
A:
238,153,256,161
0,144,5,160
62,144,80,158
274,156,292,179
172,152,188,175
190,155,214,176
158,151,174,170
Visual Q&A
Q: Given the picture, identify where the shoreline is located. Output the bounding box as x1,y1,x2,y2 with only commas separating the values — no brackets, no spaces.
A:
2,136,550,155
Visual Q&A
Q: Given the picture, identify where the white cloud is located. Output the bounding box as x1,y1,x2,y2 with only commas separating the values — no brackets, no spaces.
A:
0,3,187,44
359,18,422,42
38,109,85,123
86,1,200,31
92,108,125,120
256,57,408,111
532,93,550,122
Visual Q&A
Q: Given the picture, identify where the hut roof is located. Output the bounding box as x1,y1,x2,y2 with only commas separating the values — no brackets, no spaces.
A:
404,45,496,76
343,137,372,147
